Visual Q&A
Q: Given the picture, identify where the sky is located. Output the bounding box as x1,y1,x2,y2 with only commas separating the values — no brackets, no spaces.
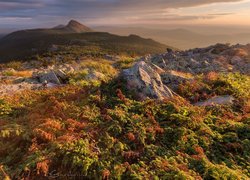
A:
1,0,250,29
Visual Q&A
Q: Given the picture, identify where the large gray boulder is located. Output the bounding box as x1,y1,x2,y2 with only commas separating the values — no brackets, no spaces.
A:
36,71,61,84
122,61,173,100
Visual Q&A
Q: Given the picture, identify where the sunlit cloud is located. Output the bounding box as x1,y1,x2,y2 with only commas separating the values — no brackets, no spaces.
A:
0,0,249,28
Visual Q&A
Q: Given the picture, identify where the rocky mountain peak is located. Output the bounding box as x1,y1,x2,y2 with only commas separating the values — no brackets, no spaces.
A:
65,20,93,33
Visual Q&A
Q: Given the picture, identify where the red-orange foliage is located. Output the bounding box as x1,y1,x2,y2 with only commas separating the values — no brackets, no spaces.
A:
36,159,50,176
193,145,204,155
122,151,140,160
66,118,86,132
126,132,136,141
205,72,219,82
160,160,170,171
102,169,110,180
116,89,126,102
242,99,250,113
146,111,157,124
146,127,154,133
177,164,189,172
191,155,203,161
154,126,164,134
28,138,39,152
39,118,62,131
43,96,67,118
102,114,113,122
176,151,188,158
57,134,77,143
33,128,54,142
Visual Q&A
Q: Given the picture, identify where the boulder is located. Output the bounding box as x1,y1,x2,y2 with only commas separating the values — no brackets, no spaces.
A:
46,83,60,88
36,71,61,84
194,95,235,106
122,61,173,100
55,69,67,80
49,44,58,52
230,56,243,65
13,77,25,84
104,54,120,61
151,56,168,69
61,64,75,74
189,58,201,69
151,63,165,74
86,71,105,81
161,70,193,86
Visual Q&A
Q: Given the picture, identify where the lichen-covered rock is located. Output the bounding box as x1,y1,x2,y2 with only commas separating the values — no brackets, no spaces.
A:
36,71,61,84
122,61,173,100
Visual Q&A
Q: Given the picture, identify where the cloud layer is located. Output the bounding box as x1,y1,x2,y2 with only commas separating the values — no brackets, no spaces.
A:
0,0,245,27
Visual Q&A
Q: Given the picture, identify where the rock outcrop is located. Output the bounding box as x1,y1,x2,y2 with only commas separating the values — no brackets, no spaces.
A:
122,43,250,100
148,43,250,75
122,61,173,100
35,71,61,84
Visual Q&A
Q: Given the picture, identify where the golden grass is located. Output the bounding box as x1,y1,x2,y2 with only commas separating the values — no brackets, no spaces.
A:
1,70,33,77
169,70,194,79
13,71,33,77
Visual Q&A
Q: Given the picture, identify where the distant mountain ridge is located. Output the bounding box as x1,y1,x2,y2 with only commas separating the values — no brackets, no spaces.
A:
1,20,93,38
96,26,250,50
0,20,171,62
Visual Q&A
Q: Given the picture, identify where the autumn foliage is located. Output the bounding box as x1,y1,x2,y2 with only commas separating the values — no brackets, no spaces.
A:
0,72,250,179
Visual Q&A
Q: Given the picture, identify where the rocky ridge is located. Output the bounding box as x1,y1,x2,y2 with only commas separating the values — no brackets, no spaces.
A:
121,43,250,100
1,43,249,104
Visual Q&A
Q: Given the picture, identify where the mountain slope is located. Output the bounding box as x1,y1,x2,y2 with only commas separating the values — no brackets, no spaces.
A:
0,21,171,62
0,43,249,179
0,34,5,39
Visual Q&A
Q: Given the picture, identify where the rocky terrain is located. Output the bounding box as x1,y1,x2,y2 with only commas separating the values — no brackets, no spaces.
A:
121,43,250,101
0,43,249,179
1,43,249,103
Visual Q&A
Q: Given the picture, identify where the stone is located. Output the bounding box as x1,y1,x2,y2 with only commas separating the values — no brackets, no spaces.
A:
25,78,40,84
46,83,60,88
13,77,25,84
189,58,200,68
37,71,61,84
86,71,105,81
122,61,173,100
161,70,193,85
194,95,235,106
55,69,67,80
49,44,58,52
230,56,243,65
151,56,167,69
